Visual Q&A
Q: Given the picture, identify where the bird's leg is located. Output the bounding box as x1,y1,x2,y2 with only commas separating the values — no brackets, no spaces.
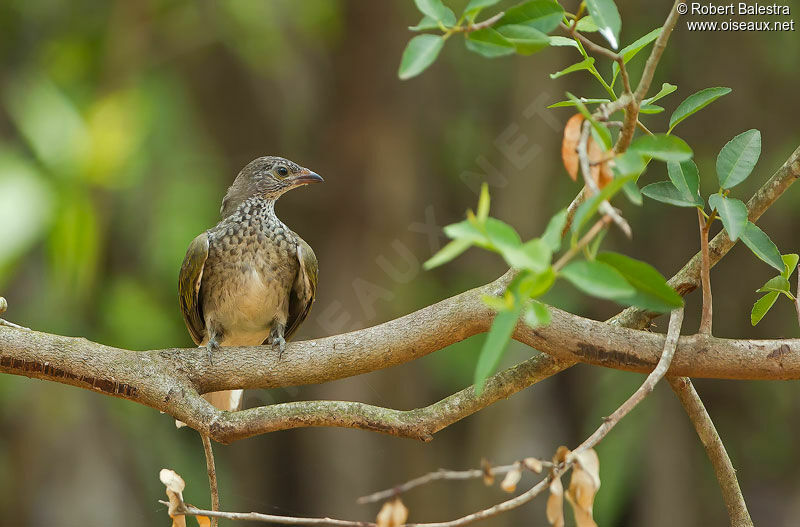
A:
206,334,221,365
267,323,286,357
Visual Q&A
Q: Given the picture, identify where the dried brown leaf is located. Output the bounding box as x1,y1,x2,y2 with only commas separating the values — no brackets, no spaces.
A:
565,449,601,527
500,465,522,493
160,468,187,527
523,457,543,473
376,498,409,527
546,476,565,527
553,446,570,465
481,458,495,486
562,114,584,181
587,139,613,189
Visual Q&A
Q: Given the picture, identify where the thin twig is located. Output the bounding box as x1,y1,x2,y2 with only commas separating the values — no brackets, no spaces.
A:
795,271,800,327
577,120,632,237
201,434,220,527
698,209,713,335
668,377,754,527
573,307,684,453
464,11,504,32
553,216,612,270
356,460,552,504
0,297,29,330
561,23,619,61
160,501,374,526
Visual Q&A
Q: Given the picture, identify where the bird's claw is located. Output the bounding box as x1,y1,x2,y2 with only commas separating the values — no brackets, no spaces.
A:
271,336,286,358
206,339,220,365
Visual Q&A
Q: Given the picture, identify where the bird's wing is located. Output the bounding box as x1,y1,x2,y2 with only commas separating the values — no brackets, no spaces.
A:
178,232,209,345
284,236,318,341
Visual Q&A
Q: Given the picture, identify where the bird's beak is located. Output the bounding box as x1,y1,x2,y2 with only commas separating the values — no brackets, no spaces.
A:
289,168,324,187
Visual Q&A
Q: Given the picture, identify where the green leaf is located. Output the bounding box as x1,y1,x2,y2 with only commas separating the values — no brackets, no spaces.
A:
611,28,662,85
482,293,512,311
781,254,799,279
484,217,522,252
667,160,702,205
757,276,791,294
622,180,642,205
716,129,761,189
572,174,636,234
561,260,636,301
443,219,485,243
499,0,564,33
629,134,693,162
575,16,598,32
523,301,551,328
464,0,501,17
518,268,556,298
548,35,579,47
423,238,473,269
547,98,610,109
668,87,732,133
740,221,784,272
596,252,683,312
502,238,552,272
465,28,516,58
708,193,747,241
477,183,490,221
496,24,550,55
642,82,677,105
613,151,647,178
550,57,596,79
584,0,621,49
639,104,664,114
641,181,700,208
414,0,457,24
474,304,522,394
409,16,440,31
542,208,568,252
398,35,446,80
751,291,779,326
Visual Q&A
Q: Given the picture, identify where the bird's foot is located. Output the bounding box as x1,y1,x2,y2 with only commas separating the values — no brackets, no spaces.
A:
206,339,220,365
271,336,286,358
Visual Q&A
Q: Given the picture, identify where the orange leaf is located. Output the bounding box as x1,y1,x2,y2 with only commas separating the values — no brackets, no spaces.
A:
587,139,613,189
561,114,584,181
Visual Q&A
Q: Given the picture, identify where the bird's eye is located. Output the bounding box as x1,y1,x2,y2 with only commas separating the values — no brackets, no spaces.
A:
276,166,289,177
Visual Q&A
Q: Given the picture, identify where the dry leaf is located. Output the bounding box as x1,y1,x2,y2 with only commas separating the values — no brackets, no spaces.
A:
587,139,613,189
553,446,570,465
481,458,495,486
565,449,601,527
500,465,522,493
546,476,565,527
160,468,187,527
376,498,408,527
523,457,543,473
561,114,584,181
193,513,212,527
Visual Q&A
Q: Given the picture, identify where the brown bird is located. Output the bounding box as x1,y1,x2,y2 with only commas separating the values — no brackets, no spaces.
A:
178,156,322,412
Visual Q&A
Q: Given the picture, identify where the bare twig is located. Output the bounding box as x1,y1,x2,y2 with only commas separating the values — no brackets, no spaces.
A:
698,209,714,335
463,12,504,33
573,308,684,453
201,434,220,527
668,377,754,527
553,215,612,270
577,120,632,237
356,460,551,504
161,500,375,526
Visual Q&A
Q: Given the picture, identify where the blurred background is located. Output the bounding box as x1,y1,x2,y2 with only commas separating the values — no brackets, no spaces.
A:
0,1,799,525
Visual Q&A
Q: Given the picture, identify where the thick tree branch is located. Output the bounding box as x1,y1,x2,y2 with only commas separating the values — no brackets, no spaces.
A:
668,377,753,527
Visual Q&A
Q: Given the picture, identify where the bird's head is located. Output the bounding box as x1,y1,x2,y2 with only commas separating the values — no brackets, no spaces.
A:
220,156,323,217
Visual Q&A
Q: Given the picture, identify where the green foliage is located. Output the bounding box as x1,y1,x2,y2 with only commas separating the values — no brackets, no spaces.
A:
584,0,622,48
751,254,798,325
466,28,517,58
398,35,446,80
716,129,761,189
708,193,747,241
572,174,636,234
561,260,635,301
474,297,523,394
668,87,732,133
414,0,456,25
739,221,784,272
611,28,662,86
596,252,683,312
629,134,693,162
641,181,701,208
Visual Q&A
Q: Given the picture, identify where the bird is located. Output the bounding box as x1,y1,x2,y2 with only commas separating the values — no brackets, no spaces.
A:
178,156,322,413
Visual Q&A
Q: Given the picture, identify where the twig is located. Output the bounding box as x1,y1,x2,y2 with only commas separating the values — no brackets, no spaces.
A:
553,215,612,270
572,307,684,453
464,12,504,33
160,501,375,526
561,23,619,61
201,434,220,527
356,460,552,504
698,209,714,335
668,377,754,527
577,120,632,237
0,297,29,330
795,271,800,327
